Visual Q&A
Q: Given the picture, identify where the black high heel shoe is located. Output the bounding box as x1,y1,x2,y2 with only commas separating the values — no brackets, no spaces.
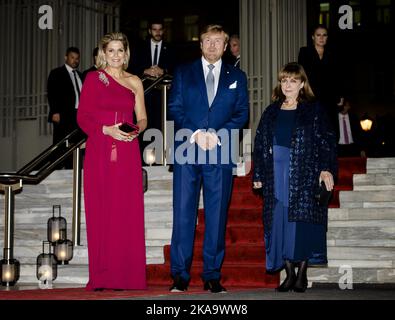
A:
276,260,296,292
293,260,308,293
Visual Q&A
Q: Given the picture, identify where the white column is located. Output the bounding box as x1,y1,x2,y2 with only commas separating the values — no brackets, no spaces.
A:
239,0,307,139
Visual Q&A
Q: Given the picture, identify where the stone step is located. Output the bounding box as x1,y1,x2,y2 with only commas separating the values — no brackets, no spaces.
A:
0,245,165,265
366,158,395,172
0,224,172,243
339,190,395,203
308,267,395,284
327,220,395,243
15,257,170,284
354,173,395,187
17,264,89,284
327,246,395,261
0,209,173,226
329,207,395,220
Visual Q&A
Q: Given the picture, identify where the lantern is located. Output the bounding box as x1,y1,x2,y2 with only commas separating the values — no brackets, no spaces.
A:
360,113,373,132
47,205,67,243
0,249,20,287
54,230,73,265
36,241,57,288
144,148,156,166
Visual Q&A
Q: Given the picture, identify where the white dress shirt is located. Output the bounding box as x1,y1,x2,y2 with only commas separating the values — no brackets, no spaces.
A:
151,39,162,65
65,64,82,109
338,113,354,145
190,58,223,145
201,57,222,97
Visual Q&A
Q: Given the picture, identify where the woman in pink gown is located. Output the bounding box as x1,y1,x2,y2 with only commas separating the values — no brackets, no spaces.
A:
77,32,147,291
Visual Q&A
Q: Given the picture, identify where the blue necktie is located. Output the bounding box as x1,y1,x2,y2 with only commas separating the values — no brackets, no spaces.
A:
206,64,215,107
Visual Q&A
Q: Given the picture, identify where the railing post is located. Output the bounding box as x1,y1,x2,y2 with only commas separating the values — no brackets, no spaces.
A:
160,80,172,166
1,181,22,260
4,186,14,260
72,147,82,246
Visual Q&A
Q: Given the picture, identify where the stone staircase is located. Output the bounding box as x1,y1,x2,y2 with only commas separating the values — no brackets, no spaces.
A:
308,158,395,285
2,158,395,286
0,166,173,285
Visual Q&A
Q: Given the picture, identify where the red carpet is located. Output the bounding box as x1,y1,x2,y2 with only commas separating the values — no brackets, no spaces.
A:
0,285,250,300
0,157,366,299
147,157,367,288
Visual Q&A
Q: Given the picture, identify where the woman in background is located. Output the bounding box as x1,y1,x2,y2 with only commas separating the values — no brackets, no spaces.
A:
298,24,344,129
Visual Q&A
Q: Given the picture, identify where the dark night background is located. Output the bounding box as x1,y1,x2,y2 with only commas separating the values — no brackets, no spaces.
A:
114,0,394,156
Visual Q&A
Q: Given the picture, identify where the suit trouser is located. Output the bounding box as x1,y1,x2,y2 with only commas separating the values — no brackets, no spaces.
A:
170,163,233,282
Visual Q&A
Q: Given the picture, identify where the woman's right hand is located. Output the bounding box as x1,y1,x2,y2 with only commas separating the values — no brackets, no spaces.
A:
253,181,263,189
102,123,135,142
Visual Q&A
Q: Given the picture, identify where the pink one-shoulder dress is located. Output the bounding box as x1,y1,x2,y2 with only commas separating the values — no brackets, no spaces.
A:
77,70,146,291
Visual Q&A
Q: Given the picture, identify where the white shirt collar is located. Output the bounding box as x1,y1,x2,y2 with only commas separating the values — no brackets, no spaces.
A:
201,57,221,70
65,64,76,73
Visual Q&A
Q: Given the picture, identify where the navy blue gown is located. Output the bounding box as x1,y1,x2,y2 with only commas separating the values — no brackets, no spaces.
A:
266,109,327,272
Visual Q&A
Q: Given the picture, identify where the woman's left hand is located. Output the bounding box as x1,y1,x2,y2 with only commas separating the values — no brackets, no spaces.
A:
319,171,334,191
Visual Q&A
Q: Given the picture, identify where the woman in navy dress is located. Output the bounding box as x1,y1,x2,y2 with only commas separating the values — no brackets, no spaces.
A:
253,62,337,292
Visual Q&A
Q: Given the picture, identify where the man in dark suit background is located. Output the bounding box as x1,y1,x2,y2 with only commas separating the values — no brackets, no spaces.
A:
224,34,241,68
336,100,365,157
168,25,249,293
82,47,99,83
129,19,175,165
47,47,83,168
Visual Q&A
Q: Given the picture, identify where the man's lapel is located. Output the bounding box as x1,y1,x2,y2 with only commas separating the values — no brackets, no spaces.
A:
193,60,209,105
211,63,229,107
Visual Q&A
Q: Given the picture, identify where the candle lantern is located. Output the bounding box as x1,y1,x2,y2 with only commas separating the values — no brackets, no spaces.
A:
36,241,57,288
144,148,156,166
360,113,373,132
47,205,67,243
0,249,20,287
54,230,73,265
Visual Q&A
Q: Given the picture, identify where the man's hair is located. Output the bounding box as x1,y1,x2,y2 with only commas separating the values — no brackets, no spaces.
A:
66,47,80,56
200,24,229,43
148,18,164,29
230,34,239,41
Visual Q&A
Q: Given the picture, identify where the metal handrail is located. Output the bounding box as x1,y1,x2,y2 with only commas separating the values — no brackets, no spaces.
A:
0,73,172,185
0,130,85,185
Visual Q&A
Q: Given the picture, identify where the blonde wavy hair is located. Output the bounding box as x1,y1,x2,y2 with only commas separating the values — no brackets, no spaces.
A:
96,32,130,70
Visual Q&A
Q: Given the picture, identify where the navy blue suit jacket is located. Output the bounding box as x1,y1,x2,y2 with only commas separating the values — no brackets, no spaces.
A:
168,59,249,167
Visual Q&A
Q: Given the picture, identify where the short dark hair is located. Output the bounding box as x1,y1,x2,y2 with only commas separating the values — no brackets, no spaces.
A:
92,47,99,59
148,18,164,29
66,47,80,56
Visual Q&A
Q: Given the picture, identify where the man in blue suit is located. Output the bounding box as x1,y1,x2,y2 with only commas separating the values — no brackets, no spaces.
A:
168,25,249,293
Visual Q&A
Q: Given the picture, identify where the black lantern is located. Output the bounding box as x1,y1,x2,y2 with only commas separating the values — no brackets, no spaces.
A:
0,249,20,287
47,205,67,243
54,230,73,265
36,241,57,285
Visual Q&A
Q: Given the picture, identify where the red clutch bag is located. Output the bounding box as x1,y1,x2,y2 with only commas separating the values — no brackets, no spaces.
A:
118,122,139,134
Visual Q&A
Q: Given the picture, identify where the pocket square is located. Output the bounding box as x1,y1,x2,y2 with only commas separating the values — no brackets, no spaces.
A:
229,81,237,89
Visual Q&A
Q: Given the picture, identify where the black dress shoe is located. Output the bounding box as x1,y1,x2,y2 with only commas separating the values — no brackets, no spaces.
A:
169,275,188,292
203,279,227,293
